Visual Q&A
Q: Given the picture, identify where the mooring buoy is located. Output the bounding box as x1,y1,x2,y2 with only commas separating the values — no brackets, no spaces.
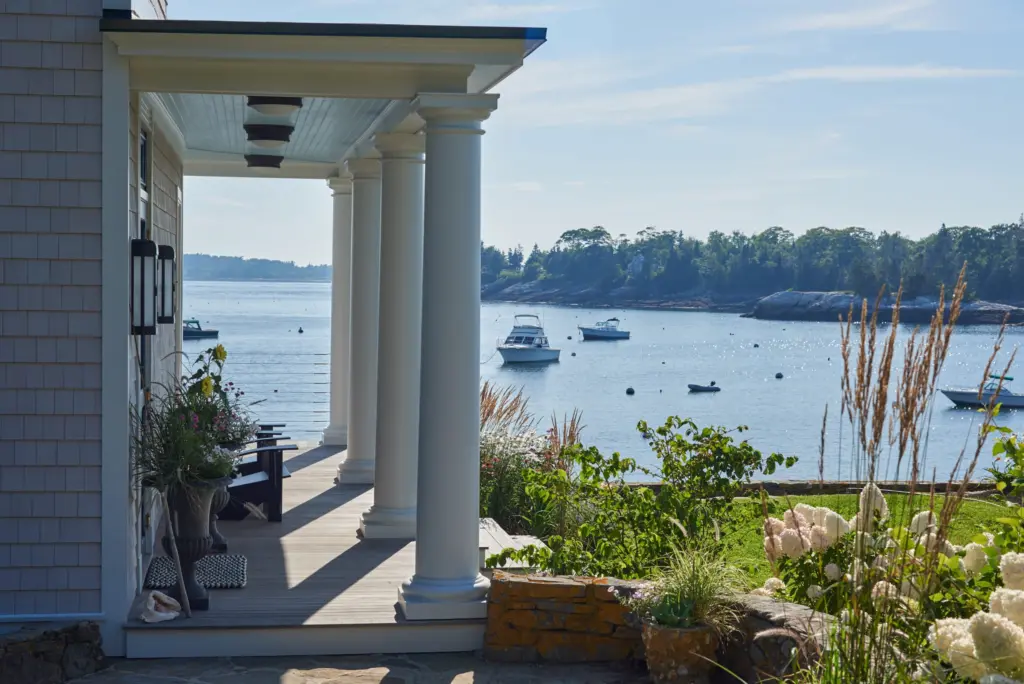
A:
776,372,783,379
626,387,635,396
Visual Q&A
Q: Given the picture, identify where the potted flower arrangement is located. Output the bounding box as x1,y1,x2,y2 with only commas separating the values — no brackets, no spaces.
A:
131,345,248,611
183,345,260,551
618,545,744,683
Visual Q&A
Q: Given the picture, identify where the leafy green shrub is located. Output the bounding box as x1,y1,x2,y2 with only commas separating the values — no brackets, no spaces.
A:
488,416,796,577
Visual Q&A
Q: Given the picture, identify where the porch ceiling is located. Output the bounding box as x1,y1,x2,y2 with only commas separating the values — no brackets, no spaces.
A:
155,94,391,178
105,14,547,179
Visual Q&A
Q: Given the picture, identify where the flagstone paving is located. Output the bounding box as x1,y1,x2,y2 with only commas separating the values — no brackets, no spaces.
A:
76,653,650,683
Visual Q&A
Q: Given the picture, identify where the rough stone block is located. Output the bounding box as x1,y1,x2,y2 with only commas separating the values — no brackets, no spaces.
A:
535,632,635,663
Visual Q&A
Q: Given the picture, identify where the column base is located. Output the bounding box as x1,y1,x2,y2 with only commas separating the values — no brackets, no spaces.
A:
321,424,348,447
335,450,374,485
397,574,489,620
359,506,416,539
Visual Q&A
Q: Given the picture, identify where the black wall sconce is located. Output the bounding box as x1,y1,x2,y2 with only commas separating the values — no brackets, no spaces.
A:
131,238,157,336
157,244,176,324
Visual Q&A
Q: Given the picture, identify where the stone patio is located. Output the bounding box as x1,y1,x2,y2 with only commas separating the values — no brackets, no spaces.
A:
76,654,651,683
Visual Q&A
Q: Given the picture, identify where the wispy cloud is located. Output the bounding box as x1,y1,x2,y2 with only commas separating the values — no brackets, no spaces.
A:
464,2,583,20
501,63,1017,127
773,0,940,33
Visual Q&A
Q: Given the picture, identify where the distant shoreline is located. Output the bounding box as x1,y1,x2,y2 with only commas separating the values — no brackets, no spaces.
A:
185,277,330,283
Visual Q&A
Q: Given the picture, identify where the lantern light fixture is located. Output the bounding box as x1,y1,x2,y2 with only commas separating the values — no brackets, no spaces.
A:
130,238,157,336
244,124,293,149
245,154,283,169
157,244,175,325
246,96,303,117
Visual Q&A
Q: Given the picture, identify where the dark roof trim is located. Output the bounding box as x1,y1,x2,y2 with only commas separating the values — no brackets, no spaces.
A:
100,11,547,46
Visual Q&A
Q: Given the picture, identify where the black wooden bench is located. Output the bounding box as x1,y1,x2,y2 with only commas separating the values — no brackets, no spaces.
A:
219,424,295,522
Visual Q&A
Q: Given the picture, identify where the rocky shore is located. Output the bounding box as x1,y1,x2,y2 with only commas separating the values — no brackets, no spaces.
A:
481,279,754,313
482,279,1024,324
747,291,1024,325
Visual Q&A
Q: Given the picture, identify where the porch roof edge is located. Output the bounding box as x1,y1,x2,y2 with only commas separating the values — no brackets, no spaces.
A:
99,11,547,55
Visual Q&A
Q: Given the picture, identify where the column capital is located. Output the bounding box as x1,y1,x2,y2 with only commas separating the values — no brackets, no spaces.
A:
413,93,499,130
373,132,425,159
327,174,353,195
345,157,382,180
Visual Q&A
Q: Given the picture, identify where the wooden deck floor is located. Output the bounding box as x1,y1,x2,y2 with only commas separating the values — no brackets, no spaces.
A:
134,445,420,629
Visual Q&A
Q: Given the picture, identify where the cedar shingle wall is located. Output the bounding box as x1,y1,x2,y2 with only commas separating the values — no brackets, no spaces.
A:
0,0,106,617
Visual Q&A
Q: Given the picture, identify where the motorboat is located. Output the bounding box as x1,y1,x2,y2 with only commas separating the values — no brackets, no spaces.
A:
497,314,560,364
183,319,219,340
578,317,630,341
688,382,720,393
941,375,1024,409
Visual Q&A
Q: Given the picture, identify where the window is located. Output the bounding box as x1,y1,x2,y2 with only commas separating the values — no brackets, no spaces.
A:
522,337,535,345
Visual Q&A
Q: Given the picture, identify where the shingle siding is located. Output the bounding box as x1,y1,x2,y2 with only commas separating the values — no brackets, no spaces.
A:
0,2,104,616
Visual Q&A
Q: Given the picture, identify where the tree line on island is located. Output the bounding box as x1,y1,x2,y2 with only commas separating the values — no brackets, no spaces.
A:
483,217,1024,302
186,217,1024,302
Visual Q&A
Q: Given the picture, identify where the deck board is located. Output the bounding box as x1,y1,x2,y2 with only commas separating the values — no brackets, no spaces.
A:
134,445,422,629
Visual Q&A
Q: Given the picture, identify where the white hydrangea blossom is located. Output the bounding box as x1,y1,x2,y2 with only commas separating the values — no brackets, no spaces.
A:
1003,553,1024,592
983,532,998,548
806,584,824,601
823,511,851,543
764,517,785,536
763,577,786,594
809,525,831,552
970,612,1024,679
965,543,990,575
784,509,809,531
824,563,843,582
918,532,957,558
909,510,937,536
812,506,831,527
949,634,992,681
871,580,899,603
794,503,817,524
764,535,783,562
930,618,971,654
850,512,874,534
780,528,808,559
479,429,548,462
749,587,773,597
991,589,1024,630
859,482,890,521
871,555,888,570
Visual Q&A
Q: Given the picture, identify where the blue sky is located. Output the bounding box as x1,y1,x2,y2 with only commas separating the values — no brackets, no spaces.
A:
175,0,1024,265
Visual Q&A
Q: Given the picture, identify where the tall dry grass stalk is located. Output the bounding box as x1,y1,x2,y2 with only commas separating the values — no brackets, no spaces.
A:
546,408,585,468
782,266,1016,682
479,381,535,435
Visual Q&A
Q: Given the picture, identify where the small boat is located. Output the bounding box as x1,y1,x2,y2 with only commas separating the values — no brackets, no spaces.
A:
497,314,560,364
183,319,219,340
688,382,720,393
941,375,1024,409
578,317,630,341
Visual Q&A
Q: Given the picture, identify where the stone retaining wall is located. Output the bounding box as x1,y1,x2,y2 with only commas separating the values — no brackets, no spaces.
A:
485,574,829,682
0,621,105,684
484,572,643,663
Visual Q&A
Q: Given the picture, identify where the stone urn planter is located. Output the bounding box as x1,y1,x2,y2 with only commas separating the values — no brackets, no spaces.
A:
641,622,720,684
162,477,231,611
209,485,231,553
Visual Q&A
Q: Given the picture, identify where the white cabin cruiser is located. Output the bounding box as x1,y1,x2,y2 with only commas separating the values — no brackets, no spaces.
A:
578,317,630,340
497,314,560,364
941,375,1024,409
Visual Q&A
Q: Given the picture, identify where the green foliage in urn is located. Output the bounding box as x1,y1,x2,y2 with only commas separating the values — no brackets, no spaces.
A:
617,545,744,636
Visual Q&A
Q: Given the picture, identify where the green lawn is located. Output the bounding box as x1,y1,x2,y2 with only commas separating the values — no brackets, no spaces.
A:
720,493,1007,586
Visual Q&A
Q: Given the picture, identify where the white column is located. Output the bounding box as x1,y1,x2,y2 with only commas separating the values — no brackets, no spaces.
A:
399,94,498,620
322,176,353,447
336,159,382,484
358,133,425,539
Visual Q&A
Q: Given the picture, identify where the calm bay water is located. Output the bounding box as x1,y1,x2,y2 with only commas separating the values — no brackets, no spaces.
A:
184,280,1023,480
